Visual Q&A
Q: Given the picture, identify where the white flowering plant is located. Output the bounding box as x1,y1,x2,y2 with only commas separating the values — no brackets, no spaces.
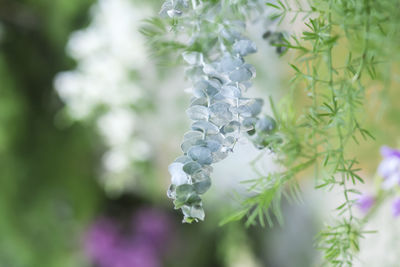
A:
55,0,155,194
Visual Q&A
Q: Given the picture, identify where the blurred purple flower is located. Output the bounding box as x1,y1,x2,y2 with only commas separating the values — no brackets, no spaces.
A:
108,244,159,267
392,198,400,217
378,146,400,189
134,208,172,251
85,218,119,266
356,194,374,213
85,208,172,267
381,146,400,158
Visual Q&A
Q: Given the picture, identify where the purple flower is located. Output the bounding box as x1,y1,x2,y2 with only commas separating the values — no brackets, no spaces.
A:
381,146,400,158
84,218,119,266
378,146,400,189
356,194,374,213
84,208,173,267
108,244,159,267
392,198,400,217
133,208,173,251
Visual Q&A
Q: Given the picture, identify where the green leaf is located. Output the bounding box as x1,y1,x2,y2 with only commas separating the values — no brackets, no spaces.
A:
191,121,219,134
219,209,249,226
186,105,209,121
193,177,211,194
188,146,213,165
233,39,257,56
182,204,205,221
183,161,202,174
266,3,280,9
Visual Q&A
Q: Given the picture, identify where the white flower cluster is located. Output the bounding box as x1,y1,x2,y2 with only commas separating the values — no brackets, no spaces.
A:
54,0,152,193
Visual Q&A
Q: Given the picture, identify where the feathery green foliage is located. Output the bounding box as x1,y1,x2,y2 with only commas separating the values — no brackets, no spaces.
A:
146,0,400,265
233,0,400,265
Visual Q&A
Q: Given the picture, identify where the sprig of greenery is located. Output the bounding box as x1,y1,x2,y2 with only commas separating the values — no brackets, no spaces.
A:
224,0,400,265
147,0,277,223
144,0,400,264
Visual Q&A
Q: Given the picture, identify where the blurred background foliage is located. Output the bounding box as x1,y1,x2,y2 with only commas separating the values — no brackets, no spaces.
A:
0,0,399,266
0,0,318,266
0,0,101,265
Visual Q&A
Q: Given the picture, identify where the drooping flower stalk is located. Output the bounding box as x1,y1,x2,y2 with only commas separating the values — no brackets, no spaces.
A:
158,0,273,222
